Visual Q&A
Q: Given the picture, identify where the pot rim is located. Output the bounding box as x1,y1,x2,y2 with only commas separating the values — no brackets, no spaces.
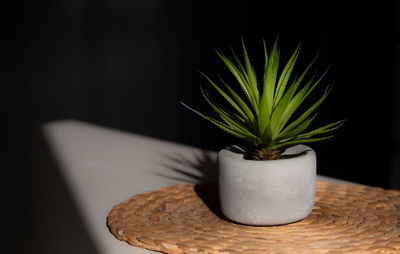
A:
218,144,315,165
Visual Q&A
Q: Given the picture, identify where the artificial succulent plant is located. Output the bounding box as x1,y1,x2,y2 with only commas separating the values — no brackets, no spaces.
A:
181,39,344,160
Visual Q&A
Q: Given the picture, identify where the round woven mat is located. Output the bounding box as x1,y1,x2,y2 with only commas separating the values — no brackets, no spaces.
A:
107,182,400,254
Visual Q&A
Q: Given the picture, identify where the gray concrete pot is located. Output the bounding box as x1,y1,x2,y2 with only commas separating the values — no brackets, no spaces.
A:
218,144,316,225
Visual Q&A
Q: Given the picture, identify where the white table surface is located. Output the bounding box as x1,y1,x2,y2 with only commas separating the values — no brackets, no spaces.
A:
42,120,357,254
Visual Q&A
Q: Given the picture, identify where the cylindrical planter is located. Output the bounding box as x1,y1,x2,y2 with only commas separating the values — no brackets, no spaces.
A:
218,144,316,225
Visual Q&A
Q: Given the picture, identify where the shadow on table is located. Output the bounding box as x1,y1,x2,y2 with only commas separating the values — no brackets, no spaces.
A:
157,151,243,222
157,150,218,183
192,183,227,220
3,126,100,254
156,150,238,220
29,128,100,254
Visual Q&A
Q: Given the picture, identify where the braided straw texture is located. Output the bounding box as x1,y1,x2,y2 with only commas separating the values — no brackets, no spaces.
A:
107,182,400,254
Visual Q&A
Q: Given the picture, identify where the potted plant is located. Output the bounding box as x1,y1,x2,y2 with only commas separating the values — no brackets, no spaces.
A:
181,39,344,225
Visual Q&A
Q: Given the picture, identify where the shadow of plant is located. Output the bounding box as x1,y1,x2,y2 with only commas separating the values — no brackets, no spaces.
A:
155,150,229,219
156,150,218,183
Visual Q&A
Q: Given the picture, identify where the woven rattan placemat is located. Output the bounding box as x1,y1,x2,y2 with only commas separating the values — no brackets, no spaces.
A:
107,182,400,254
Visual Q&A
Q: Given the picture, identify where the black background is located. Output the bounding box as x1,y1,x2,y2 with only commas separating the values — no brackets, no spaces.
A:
2,0,399,253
